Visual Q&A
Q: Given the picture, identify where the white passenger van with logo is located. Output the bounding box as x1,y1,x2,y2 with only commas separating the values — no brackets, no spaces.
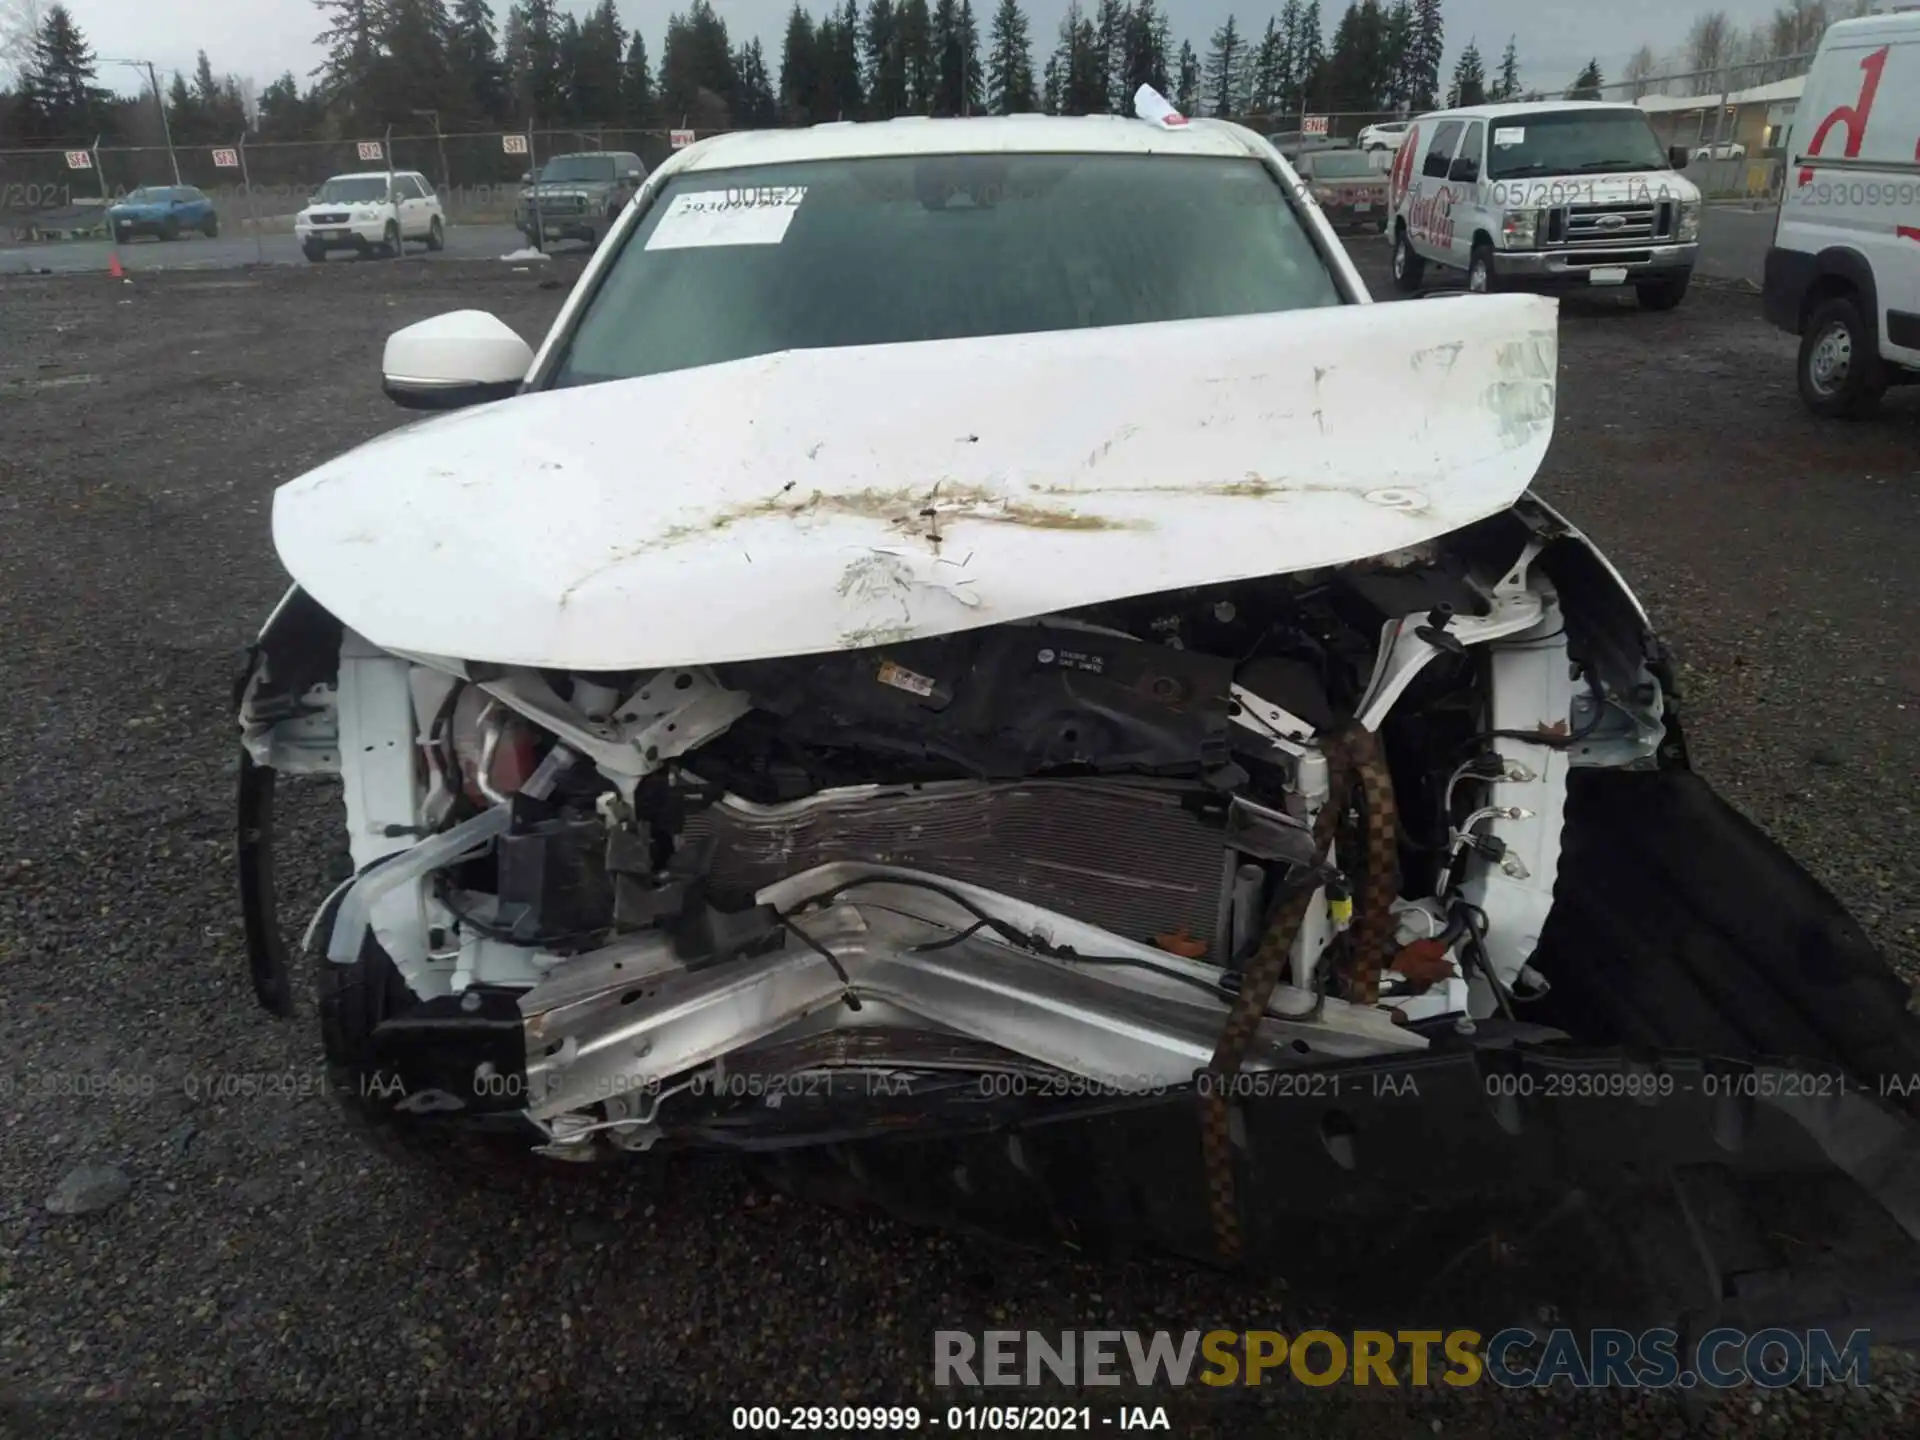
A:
1387,101,1703,309
1762,9,1920,418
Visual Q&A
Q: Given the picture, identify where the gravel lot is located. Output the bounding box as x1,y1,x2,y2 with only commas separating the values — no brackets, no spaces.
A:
2,244,1916,1436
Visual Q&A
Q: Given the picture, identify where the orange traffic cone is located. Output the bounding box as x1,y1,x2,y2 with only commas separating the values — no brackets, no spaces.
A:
108,250,124,280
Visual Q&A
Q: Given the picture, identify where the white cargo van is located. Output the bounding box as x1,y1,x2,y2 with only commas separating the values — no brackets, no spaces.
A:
1387,101,1702,309
1762,10,1920,417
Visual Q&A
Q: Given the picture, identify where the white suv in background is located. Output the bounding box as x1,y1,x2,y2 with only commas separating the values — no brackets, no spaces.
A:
295,171,446,261
1357,121,1410,153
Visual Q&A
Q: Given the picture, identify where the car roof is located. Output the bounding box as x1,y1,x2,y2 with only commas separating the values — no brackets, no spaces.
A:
1412,100,1647,124
324,170,423,181
677,114,1271,172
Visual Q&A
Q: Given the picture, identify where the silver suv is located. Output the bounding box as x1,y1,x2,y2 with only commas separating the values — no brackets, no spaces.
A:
516,151,647,248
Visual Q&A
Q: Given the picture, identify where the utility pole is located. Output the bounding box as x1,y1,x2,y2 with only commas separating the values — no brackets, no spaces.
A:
102,58,181,184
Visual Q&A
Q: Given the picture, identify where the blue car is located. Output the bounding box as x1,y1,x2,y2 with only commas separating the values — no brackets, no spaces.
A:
109,185,218,242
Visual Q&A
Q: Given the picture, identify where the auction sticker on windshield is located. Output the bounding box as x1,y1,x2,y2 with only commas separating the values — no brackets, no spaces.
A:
645,186,808,250
1493,127,1524,147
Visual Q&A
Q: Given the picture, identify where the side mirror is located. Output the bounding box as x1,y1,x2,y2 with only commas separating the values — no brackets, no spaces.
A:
1669,146,1690,170
381,311,534,413
1448,158,1479,183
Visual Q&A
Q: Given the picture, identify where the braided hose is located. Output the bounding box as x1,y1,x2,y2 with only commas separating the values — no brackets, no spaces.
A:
1343,726,1402,1008
1197,722,1401,1261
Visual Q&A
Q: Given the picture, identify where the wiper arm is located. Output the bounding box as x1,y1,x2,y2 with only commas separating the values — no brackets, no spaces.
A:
1573,160,1659,172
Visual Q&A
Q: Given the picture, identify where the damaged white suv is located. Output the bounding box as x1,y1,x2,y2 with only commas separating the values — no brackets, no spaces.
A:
236,95,1919,1277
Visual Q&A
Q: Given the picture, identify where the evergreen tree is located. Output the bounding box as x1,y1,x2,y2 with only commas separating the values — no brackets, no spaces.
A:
898,0,937,113
378,0,458,125
1119,0,1170,103
1202,15,1247,118
1323,0,1391,111
1066,3,1105,113
1567,57,1602,100
1491,34,1519,101
566,0,625,126
312,0,382,123
554,11,585,122
16,3,106,140
777,3,818,123
733,37,777,124
621,30,655,124
1173,37,1199,113
931,0,983,115
1274,0,1303,113
1446,37,1484,107
167,70,195,136
1384,0,1413,109
657,1,738,127
986,0,1036,114
504,0,563,124
1295,0,1325,107
805,6,837,119
1092,0,1125,113
830,0,864,118
450,0,507,124
172,50,247,140
500,6,527,118
256,70,323,140
1409,0,1442,108
1248,19,1281,117
865,0,909,118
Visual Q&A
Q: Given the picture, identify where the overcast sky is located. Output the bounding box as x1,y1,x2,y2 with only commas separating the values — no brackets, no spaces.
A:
62,0,1810,102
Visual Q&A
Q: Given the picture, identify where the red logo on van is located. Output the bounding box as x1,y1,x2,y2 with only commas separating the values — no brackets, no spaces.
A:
1408,186,1455,250
1389,125,1420,210
1797,45,1890,187
1902,138,1920,244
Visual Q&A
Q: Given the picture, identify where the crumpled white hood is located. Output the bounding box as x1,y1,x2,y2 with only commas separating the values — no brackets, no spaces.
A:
273,294,1558,669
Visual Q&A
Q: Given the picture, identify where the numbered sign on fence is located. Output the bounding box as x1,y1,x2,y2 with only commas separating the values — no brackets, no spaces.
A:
502,134,528,155
65,150,92,170
357,140,384,162
669,129,696,150
211,148,239,169
1302,115,1329,136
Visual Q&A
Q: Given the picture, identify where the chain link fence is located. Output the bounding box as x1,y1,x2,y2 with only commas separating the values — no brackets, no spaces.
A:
1595,53,1817,201
1,126,739,239
0,71,1822,241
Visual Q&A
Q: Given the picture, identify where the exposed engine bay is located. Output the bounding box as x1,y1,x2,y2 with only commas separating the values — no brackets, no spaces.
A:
238,499,1692,1159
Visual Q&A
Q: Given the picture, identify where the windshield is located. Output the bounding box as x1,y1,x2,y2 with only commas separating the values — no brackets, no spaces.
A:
554,153,1341,386
1305,152,1376,178
539,155,615,183
1485,109,1670,180
124,187,171,204
315,177,390,204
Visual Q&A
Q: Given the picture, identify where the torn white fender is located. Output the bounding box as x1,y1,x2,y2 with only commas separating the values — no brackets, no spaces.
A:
272,294,1558,670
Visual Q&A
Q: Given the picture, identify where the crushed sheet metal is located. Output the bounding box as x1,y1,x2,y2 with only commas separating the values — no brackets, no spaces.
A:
272,296,1558,670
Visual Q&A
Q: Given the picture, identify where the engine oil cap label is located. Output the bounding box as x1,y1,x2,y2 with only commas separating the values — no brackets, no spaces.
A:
876,660,937,697
1035,646,1106,675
